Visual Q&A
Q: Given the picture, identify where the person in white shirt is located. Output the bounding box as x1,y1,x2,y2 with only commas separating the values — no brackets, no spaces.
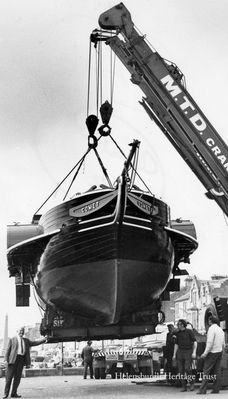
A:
197,315,225,395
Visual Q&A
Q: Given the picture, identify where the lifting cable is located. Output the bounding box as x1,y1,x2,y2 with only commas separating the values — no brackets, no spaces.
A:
35,33,153,214
62,156,86,201
109,134,152,194
110,43,116,105
34,146,94,215
93,147,112,187
88,31,153,194
98,39,102,113
87,39,92,117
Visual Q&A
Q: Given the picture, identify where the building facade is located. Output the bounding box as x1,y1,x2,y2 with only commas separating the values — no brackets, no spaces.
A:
173,275,228,333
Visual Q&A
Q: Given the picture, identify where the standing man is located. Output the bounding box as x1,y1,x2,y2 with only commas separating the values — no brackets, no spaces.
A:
81,340,94,379
164,324,176,380
3,327,47,398
173,319,197,392
197,315,225,395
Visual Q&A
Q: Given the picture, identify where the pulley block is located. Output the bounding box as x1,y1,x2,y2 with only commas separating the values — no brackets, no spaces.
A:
86,114,99,136
88,135,98,149
98,124,111,137
100,100,113,125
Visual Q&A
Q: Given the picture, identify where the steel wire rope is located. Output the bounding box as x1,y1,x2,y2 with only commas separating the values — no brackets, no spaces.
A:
34,146,94,215
93,147,113,187
109,134,152,194
63,38,103,200
110,42,116,105
99,39,103,109
86,39,92,117
96,41,101,116
35,30,154,214
62,156,85,201
62,128,120,200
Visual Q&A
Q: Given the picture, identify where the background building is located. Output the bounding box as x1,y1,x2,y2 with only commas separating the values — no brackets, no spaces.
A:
170,275,228,333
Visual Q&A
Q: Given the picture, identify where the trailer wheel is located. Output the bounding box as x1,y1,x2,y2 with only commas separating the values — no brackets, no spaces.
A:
94,368,100,379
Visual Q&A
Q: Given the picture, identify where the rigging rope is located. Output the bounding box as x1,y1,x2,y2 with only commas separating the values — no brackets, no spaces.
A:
34,147,93,215
63,156,86,201
96,41,100,116
109,134,152,194
34,32,153,213
87,39,92,117
99,40,103,108
110,45,116,105
93,147,113,188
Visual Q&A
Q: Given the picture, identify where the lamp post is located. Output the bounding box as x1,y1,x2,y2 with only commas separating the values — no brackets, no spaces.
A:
61,342,64,375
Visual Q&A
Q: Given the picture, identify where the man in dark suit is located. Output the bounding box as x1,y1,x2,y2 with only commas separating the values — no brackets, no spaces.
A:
3,326,47,398
81,340,94,379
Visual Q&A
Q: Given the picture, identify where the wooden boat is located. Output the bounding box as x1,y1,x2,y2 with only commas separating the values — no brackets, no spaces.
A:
7,141,198,335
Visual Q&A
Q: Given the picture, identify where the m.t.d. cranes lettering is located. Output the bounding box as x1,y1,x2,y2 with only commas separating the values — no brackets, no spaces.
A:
160,74,228,173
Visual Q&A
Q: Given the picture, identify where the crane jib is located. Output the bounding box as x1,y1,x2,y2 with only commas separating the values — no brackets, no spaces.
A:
97,3,228,213
160,74,228,176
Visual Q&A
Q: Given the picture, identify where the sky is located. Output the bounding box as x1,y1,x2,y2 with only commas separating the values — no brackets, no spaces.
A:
0,0,228,338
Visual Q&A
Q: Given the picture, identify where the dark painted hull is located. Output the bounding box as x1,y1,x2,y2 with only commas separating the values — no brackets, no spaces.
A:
37,222,174,324
7,186,198,327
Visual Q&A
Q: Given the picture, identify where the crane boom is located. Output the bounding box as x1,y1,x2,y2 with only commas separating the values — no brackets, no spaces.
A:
97,2,228,216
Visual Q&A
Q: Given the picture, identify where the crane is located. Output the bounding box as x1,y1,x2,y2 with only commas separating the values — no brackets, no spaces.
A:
92,2,228,216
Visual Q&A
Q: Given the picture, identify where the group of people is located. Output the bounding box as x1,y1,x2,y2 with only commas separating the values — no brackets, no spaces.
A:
164,316,225,394
2,317,225,397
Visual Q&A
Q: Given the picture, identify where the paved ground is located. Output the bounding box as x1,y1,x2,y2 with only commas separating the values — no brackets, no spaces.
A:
0,376,227,399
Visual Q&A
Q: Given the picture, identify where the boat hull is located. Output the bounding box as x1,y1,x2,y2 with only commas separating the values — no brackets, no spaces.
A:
37,222,174,324
7,186,197,331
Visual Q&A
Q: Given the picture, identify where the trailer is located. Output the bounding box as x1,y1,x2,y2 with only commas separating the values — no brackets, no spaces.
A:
93,349,153,379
